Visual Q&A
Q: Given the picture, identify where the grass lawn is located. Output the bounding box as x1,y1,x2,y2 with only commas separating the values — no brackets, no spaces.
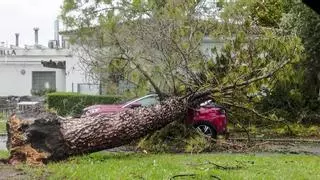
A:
13,152,318,180
0,120,6,134
0,150,8,159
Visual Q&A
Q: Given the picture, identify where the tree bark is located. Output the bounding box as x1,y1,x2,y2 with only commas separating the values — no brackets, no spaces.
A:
6,98,187,165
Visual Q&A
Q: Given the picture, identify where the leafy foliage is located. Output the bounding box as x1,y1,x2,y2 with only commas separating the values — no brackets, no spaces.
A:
61,0,302,96
250,0,293,27
137,122,190,153
136,121,220,153
257,1,320,123
60,0,306,132
283,3,320,101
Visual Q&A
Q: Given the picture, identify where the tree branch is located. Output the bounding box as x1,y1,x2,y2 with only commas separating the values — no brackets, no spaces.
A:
114,35,165,99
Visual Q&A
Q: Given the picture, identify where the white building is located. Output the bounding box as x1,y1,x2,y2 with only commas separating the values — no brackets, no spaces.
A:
0,46,69,96
0,28,97,96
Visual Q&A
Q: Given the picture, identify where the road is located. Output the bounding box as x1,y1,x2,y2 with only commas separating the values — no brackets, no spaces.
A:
0,136,6,150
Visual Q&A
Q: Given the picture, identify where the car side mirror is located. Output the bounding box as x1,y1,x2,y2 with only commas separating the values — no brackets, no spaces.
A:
128,103,142,108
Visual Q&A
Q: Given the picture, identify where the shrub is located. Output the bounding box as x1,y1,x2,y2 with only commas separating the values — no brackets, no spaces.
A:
31,88,56,96
47,92,122,116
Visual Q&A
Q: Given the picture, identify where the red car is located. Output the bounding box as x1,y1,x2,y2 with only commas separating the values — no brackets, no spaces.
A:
82,94,228,137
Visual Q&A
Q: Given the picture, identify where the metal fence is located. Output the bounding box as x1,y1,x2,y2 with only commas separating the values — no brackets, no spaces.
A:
72,80,137,95
78,83,101,95
71,83,101,95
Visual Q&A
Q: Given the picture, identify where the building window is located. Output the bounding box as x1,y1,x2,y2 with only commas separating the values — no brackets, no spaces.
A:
32,71,56,91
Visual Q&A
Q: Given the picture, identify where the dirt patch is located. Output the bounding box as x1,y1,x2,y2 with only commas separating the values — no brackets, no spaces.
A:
0,162,30,180
0,136,7,150
262,142,320,155
215,140,320,155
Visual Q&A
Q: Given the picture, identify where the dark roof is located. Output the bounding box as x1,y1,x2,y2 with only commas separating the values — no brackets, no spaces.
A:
41,60,66,69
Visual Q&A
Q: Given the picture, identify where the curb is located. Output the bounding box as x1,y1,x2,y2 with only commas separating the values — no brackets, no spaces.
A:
0,133,7,137
229,138,320,143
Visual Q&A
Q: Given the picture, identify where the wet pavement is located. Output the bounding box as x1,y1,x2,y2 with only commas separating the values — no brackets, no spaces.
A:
0,136,7,150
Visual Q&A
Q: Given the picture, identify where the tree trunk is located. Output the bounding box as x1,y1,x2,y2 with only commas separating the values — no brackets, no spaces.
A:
6,98,187,165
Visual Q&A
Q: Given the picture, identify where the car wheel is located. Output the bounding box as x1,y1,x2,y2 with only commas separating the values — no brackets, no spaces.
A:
195,123,217,138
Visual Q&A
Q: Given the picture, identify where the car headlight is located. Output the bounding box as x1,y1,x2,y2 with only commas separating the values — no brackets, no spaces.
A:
87,108,99,114
200,100,212,107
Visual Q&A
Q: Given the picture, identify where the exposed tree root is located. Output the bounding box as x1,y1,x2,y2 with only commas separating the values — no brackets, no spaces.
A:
7,114,48,165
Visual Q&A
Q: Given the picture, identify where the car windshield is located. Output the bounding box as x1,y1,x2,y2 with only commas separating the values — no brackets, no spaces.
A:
118,97,138,105
122,94,159,107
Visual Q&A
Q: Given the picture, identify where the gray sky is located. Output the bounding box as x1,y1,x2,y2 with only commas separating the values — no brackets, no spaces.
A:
0,0,64,47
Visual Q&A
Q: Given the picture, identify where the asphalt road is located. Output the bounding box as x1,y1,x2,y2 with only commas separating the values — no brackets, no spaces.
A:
0,136,6,150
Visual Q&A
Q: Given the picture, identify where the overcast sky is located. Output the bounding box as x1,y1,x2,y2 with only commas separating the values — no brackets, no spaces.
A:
0,0,64,47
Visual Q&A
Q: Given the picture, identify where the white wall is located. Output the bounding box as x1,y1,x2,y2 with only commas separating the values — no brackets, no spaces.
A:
0,63,65,96
0,47,70,96
65,56,87,93
65,43,99,94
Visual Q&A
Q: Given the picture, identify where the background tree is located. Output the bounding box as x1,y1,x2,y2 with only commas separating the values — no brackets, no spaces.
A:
285,3,320,101
258,1,320,124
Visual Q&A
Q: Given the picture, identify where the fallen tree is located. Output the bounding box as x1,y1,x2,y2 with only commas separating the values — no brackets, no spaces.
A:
7,98,188,165
5,58,300,165
5,38,301,165
4,0,304,165
5,63,291,165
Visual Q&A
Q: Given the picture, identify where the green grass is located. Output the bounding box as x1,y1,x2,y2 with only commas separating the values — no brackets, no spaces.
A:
0,150,8,159
0,120,6,134
20,152,320,180
0,112,6,134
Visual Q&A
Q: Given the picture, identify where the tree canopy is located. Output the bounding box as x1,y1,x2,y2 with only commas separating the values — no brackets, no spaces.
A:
257,1,320,123
61,0,303,116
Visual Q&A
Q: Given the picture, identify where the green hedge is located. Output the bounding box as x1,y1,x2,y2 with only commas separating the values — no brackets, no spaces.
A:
47,92,123,116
